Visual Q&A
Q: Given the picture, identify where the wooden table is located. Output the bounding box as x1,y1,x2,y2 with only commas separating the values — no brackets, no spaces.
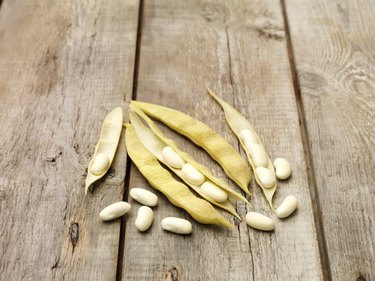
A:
0,0,374,280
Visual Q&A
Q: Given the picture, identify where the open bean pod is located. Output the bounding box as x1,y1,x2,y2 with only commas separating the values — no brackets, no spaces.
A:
207,88,277,209
85,107,123,195
129,107,250,219
130,100,251,195
125,124,233,228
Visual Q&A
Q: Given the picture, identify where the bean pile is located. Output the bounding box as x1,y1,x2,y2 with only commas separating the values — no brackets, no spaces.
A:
86,87,298,234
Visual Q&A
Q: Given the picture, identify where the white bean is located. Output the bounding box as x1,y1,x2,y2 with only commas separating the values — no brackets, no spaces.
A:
245,212,275,231
130,188,158,207
99,202,131,221
274,158,292,180
240,129,259,145
247,144,269,168
161,217,192,234
255,167,276,188
135,206,154,231
181,163,205,185
200,181,228,203
162,146,185,169
90,153,110,175
276,196,298,218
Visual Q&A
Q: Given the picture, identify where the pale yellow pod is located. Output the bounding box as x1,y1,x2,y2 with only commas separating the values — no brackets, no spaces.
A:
125,124,233,228
85,107,123,195
130,100,251,195
128,108,250,220
207,88,278,210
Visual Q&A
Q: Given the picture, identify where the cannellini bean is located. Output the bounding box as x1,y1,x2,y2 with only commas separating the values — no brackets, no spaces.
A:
181,163,205,185
130,188,158,207
200,181,228,203
245,212,275,231
161,217,192,234
90,153,110,176
240,129,259,145
162,146,185,169
255,167,276,188
135,206,154,231
274,158,292,180
99,202,131,221
247,144,269,168
276,196,298,218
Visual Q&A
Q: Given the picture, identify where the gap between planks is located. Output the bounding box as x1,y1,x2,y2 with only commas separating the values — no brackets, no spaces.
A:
116,0,144,280
280,0,332,280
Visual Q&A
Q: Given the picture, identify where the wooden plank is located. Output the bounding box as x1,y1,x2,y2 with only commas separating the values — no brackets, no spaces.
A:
0,0,139,279
284,0,375,280
122,0,323,280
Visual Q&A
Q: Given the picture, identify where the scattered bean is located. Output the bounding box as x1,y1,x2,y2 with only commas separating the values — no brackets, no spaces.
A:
207,88,277,209
129,188,158,207
162,146,185,169
200,181,228,203
161,217,192,234
99,202,131,221
135,206,154,231
255,167,276,188
276,196,298,218
274,158,292,180
181,163,205,186
130,100,251,195
245,212,275,231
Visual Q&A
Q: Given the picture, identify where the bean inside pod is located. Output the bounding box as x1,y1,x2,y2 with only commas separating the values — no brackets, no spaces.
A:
85,107,123,195
207,88,278,210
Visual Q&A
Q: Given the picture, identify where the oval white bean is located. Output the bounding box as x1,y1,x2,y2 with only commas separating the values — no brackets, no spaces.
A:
162,146,185,169
135,206,154,231
129,188,158,207
181,163,205,186
200,181,228,203
245,212,275,231
240,129,259,145
274,158,292,180
247,144,269,168
161,217,192,234
276,195,298,218
255,167,276,188
90,153,110,175
99,202,131,221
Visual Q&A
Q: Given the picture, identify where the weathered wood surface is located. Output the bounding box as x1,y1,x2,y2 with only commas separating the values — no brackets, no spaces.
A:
121,0,322,280
1,0,374,280
285,0,375,280
0,0,139,280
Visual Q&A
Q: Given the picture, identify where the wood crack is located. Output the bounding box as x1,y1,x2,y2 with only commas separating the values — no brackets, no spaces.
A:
280,0,332,280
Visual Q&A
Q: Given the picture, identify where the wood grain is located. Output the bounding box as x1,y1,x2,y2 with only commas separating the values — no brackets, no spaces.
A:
285,0,375,280
121,0,322,280
0,0,138,280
